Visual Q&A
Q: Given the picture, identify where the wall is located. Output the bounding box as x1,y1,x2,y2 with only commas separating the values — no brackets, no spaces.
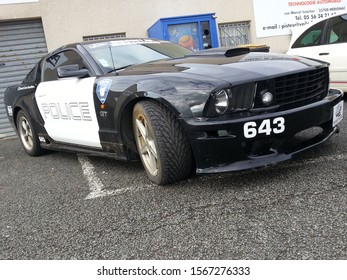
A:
0,0,291,53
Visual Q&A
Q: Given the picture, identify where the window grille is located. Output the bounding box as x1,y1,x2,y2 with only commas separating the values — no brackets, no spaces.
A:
83,33,126,41
219,22,250,47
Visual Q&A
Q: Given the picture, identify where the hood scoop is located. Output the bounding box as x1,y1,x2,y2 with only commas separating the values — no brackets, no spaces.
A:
185,47,250,58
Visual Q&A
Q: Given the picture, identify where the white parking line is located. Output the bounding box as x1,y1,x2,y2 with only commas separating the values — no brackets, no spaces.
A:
77,155,154,200
79,152,346,199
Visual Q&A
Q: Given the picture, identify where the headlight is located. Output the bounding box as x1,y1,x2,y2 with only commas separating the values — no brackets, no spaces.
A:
215,90,229,114
204,83,256,117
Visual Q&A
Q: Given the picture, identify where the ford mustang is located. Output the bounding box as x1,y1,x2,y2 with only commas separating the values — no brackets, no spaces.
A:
4,39,344,185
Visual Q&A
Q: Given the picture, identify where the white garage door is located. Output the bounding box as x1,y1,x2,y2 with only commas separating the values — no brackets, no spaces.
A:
0,19,48,138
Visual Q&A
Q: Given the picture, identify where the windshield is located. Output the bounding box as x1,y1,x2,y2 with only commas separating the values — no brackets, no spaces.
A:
83,39,192,72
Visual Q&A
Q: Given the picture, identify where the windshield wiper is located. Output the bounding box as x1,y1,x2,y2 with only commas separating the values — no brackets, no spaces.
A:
107,64,133,74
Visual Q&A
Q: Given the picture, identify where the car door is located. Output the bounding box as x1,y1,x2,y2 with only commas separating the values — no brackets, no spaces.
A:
287,14,347,91
35,50,101,148
323,15,347,90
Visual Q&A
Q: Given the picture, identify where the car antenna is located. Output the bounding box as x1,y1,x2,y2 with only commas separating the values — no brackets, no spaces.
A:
109,45,117,73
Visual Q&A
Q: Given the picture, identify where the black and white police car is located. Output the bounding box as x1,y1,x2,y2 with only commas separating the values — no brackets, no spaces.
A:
4,39,344,185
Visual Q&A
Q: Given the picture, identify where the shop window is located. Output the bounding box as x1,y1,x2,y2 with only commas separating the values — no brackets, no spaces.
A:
148,13,219,50
83,33,126,41
219,22,250,47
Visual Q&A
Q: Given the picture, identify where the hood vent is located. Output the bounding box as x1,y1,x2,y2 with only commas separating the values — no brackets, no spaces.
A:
185,47,250,58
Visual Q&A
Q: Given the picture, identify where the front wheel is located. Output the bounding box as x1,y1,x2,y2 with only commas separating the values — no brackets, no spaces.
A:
132,101,193,185
16,110,44,156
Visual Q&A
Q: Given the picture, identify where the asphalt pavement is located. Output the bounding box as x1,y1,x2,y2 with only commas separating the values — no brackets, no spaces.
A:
0,102,346,260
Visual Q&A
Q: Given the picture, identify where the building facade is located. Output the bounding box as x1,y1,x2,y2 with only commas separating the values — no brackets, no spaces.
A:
0,0,293,52
0,0,293,137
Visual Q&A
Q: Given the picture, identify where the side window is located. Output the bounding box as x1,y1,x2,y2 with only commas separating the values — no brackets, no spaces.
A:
292,20,325,48
22,62,41,84
42,50,86,82
328,15,347,44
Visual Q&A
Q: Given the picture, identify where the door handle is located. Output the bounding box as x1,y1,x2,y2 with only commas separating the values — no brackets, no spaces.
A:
319,52,329,56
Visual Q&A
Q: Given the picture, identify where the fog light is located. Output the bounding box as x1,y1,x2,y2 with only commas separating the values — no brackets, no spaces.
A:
261,91,273,106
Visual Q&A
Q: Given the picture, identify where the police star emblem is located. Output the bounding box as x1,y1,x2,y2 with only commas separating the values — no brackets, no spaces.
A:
96,79,112,104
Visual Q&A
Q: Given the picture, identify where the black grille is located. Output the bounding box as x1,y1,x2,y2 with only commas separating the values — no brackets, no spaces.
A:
274,67,328,109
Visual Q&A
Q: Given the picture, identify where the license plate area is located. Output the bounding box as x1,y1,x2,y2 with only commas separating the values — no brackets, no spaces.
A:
333,101,343,127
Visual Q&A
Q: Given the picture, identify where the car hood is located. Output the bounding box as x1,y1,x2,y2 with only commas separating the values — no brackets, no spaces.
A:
118,52,325,84
110,51,328,119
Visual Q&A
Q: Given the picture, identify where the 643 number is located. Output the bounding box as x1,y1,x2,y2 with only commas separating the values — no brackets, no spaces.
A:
243,117,285,139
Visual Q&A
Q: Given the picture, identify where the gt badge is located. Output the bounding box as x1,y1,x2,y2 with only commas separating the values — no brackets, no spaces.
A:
100,111,108,117
96,79,112,104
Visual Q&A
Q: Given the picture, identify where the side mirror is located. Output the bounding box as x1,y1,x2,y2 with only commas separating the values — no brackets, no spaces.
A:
57,64,89,78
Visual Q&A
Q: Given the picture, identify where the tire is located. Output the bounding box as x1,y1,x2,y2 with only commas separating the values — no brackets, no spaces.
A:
132,100,193,185
16,110,43,156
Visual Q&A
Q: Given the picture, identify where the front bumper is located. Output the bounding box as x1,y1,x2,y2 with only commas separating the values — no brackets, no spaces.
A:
182,88,344,174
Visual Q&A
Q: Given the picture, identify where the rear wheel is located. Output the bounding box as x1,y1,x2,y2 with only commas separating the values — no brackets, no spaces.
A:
132,101,193,185
16,110,43,156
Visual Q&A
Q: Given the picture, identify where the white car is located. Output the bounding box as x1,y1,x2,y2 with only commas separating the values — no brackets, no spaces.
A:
287,13,347,92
